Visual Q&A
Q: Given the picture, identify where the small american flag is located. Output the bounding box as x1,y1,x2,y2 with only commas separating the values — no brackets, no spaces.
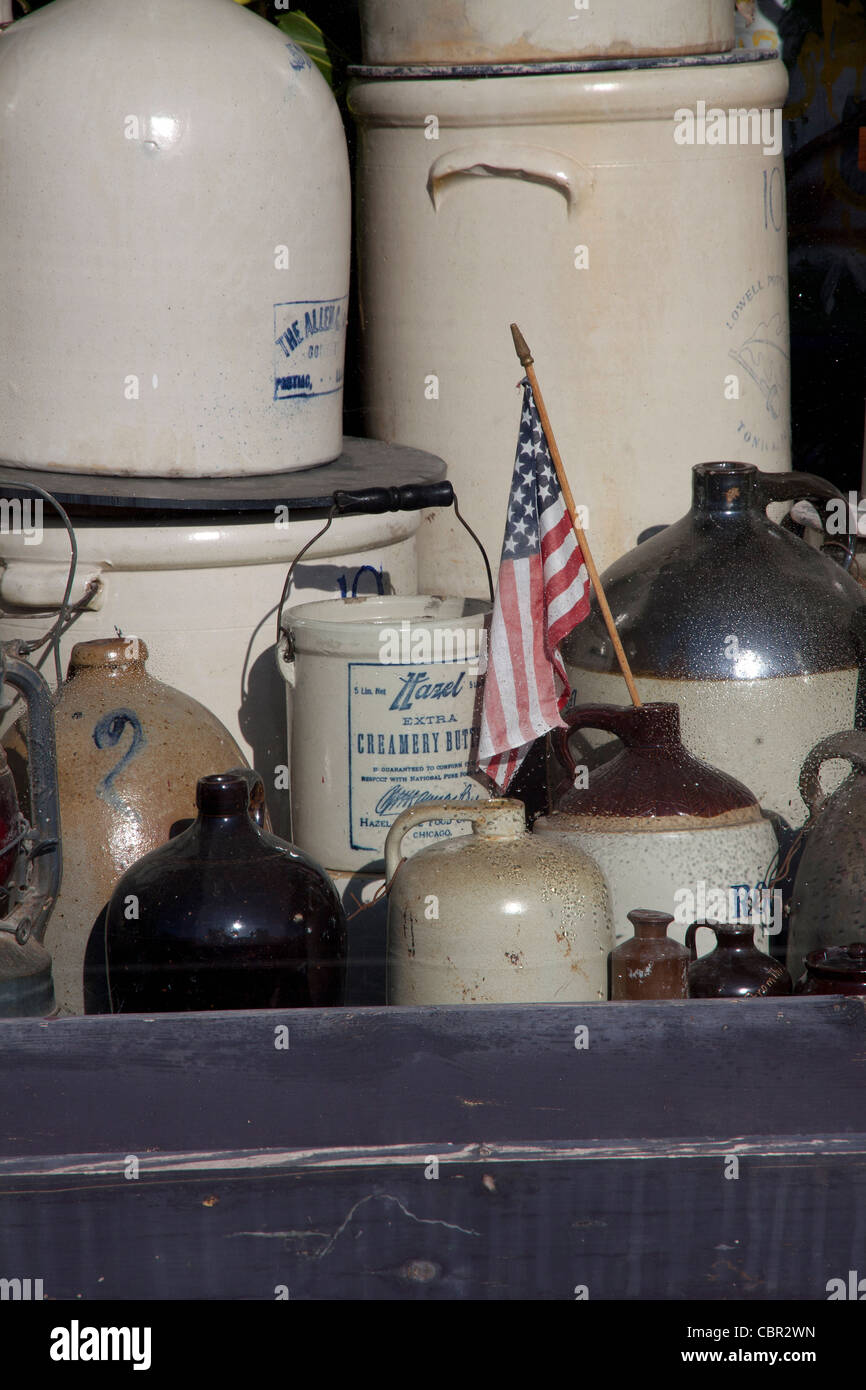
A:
477,379,590,790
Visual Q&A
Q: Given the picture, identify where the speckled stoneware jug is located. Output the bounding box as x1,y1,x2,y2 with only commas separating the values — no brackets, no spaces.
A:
38,638,247,1015
534,702,779,953
561,462,866,830
385,798,613,1004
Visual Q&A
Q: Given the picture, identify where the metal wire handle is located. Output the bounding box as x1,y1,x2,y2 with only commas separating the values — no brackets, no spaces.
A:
275,482,494,657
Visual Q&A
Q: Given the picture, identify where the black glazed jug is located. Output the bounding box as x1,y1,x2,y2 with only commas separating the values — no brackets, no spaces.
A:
94,772,347,1013
561,462,866,833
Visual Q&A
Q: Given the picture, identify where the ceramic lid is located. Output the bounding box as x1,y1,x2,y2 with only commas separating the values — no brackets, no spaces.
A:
802,943,866,979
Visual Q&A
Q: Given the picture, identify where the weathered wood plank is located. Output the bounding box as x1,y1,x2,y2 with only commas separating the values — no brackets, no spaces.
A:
1,1157,862,1300
1,999,864,1159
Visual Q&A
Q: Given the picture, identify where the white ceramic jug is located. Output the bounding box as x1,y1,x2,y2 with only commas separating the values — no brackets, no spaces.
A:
386,798,613,1004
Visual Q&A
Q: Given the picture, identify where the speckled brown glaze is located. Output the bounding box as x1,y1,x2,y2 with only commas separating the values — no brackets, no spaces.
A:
37,638,247,1015
553,702,763,821
535,699,779,951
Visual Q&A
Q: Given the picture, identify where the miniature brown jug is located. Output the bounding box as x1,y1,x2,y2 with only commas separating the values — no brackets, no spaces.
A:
687,921,792,998
610,909,690,1001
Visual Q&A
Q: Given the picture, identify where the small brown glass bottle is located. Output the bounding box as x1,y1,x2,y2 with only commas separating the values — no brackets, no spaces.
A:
610,909,690,1000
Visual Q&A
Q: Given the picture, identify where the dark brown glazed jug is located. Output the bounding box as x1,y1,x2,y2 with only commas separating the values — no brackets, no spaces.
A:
610,909,689,1001
686,922,792,998
534,701,779,957
794,944,866,996
550,701,760,820
93,772,346,1014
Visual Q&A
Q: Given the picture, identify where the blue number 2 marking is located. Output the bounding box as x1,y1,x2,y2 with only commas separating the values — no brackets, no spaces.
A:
93,709,146,815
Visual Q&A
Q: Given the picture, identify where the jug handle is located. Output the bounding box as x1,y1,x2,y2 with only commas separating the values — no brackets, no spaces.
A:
757,470,856,570
799,731,866,820
685,920,715,962
553,703,636,780
384,800,489,883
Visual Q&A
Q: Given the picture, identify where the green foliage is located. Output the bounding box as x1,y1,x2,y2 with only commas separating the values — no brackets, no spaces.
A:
277,11,341,88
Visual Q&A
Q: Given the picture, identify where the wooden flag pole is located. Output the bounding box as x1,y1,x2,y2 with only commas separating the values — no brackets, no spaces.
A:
510,322,642,709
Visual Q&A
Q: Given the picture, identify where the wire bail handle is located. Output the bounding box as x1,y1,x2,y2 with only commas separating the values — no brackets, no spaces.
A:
276,482,494,659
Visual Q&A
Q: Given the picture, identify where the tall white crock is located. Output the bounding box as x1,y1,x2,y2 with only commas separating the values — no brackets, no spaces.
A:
0,0,350,476
278,595,491,871
359,0,735,65
350,54,791,594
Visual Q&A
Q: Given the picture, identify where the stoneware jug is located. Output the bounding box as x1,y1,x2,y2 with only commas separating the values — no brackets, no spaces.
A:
385,798,613,1004
562,462,866,830
19,637,247,1015
534,701,779,952
786,730,866,985
794,944,866,996
686,922,792,998
610,909,690,1001
95,772,346,1013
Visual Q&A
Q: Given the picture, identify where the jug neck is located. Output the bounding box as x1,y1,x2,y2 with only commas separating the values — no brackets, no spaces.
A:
65,637,149,684
616,703,682,753
627,909,675,941
191,773,261,847
471,800,526,840
691,462,760,518
709,923,756,949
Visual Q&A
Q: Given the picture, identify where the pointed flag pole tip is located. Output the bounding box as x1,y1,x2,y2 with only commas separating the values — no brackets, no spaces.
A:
510,323,533,368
